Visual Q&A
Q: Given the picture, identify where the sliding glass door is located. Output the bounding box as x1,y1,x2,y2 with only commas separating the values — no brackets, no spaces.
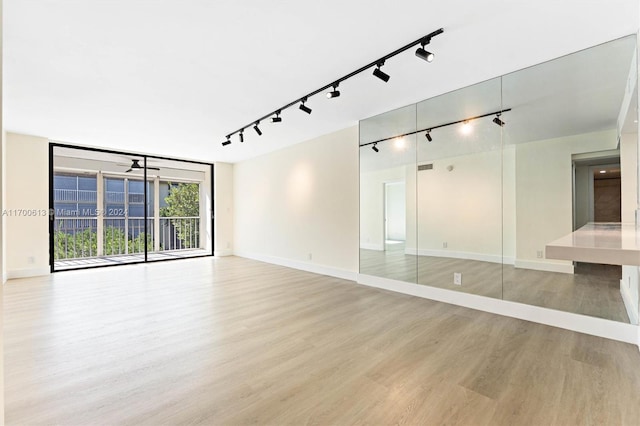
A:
50,144,213,271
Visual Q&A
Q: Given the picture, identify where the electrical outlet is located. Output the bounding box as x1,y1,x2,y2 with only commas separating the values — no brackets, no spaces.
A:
226,242,230,249
454,272,462,285
308,253,312,261
443,242,448,249
27,256,35,265
536,250,543,259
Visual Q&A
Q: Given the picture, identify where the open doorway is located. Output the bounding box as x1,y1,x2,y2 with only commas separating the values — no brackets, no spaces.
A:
384,181,406,251
573,153,621,230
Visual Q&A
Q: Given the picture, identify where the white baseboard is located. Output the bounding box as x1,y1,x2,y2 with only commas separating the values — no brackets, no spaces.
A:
360,243,384,251
358,273,638,347
214,249,234,257
7,267,50,280
404,248,513,265
515,259,574,274
234,251,358,281
620,279,639,325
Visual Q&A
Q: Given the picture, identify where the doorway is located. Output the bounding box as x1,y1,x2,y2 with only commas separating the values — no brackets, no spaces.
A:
573,153,621,230
50,144,214,271
384,182,406,251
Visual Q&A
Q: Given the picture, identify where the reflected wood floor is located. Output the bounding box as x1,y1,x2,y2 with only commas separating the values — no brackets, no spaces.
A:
361,243,629,323
4,256,640,425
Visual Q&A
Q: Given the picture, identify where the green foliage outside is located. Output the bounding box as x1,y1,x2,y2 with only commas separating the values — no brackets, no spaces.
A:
54,182,200,259
54,227,153,260
160,182,200,248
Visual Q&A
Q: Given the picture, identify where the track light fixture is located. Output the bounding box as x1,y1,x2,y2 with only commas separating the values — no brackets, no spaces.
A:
415,36,435,62
222,136,231,146
239,131,244,143
299,98,312,114
253,122,262,136
222,27,444,147
373,62,390,82
327,84,341,99
493,114,505,127
271,111,282,123
359,108,511,150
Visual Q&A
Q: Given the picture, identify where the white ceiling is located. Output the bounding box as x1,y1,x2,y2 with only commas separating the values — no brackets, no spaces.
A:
4,0,639,164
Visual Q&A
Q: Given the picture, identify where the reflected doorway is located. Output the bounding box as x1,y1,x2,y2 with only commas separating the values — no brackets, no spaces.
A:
384,182,406,251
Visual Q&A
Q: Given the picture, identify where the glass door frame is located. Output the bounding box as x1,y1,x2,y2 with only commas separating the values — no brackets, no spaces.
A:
48,142,215,272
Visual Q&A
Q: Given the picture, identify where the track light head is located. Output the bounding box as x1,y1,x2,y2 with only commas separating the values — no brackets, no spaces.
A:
372,143,379,153
239,131,244,143
373,64,390,83
222,136,231,147
415,47,434,62
271,111,282,123
425,130,433,142
493,115,505,127
253,122,262,136
327,84,341,99
299,98,312,114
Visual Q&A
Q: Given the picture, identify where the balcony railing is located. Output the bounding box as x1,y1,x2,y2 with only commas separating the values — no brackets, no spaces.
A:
54,189,97,203
53,216,201,260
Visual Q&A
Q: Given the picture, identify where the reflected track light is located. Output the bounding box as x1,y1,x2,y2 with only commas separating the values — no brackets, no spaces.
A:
253,122,262,136
299,99,312,114
425,130,432,142
239,131,244,143
373,63,390,82
222,136,231,146
493,114,505,127
372,143,379,152
327,84,341,99
271,111,282,123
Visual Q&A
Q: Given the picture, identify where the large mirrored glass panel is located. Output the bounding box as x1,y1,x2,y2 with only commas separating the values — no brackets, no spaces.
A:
502,35,638,323
360,104,417,283
358,34,639,325
416,78,503,298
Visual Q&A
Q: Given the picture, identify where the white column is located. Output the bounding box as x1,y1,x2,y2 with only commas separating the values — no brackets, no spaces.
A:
96,171,104,256
154,176,160,252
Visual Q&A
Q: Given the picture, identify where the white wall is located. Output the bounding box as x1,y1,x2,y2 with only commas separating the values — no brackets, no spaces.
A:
412,149,505,264
214,162,233,256
360,165,406,250
1,0,5,420
515,129,618,273
4,133,50,278
234,126,359,279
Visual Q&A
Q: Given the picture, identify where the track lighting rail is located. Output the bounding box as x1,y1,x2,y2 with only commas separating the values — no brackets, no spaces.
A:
223,27,444,145
359,108,512,148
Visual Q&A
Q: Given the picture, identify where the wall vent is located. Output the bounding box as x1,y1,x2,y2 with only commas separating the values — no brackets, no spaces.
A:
418,163,434,171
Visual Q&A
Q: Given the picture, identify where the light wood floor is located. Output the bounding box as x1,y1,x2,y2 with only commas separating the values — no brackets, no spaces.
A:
4,256,640,425
361,243,629,323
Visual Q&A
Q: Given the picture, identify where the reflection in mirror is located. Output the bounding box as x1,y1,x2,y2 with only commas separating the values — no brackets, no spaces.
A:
502,35,638,323
416,78,503,299
359,104,417,283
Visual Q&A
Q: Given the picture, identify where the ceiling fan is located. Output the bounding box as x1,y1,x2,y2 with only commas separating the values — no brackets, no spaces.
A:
124,159,160,173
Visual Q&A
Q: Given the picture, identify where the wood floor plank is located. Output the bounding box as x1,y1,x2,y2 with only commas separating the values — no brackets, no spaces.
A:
4,256,640,425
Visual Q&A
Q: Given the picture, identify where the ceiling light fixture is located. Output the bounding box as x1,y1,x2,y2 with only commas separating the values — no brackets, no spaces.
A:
460,120,472,135
222,27,444,146
415,36,435,63
359,108,511,151
222,136,231,146
239,131,244,143
253,122,262,136
373,62,390,82
326,83,341,99
372,143,379,153
599,170,607,174
299,98,312,114
493,113,505,127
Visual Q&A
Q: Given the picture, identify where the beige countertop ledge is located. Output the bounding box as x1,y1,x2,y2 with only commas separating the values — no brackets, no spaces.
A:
545,222,640,266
